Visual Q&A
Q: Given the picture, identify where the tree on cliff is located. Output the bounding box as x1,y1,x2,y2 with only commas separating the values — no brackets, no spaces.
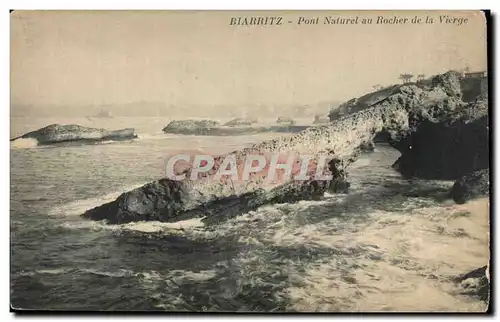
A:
399,73,414,84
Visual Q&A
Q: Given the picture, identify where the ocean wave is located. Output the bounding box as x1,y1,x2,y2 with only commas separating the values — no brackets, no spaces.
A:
56,215,206,236
79,268,136,278
127,193,488,312
10,138,39,149
48,182,151,217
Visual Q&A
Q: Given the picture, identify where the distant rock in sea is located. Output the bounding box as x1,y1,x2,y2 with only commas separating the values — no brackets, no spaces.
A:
163,119,307,136
93,110,113,118
10,124,138,145
162,119,221,135
276,117,296,125
224,118,258,127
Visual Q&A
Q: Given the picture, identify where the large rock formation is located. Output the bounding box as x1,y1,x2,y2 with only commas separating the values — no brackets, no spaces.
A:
392,96,488,179
449,169,490,204
392,115,489,179
83,71,489,224
83,156,351,224
10,124,137,145
83,175,346,225
162,119,221,135
329,72,489,181
163,119,308,136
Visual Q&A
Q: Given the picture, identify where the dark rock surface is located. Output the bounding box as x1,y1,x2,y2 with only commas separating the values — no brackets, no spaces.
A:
83,161,349,225
10,124,137,145
454,265,490,303
83,71,489,224
449,169,490,204
392,115,489,179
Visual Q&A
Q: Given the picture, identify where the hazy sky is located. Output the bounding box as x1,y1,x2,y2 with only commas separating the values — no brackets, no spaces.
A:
11,10,487,107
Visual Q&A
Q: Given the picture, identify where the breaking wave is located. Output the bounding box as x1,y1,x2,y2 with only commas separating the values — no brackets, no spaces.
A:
10,138,39,149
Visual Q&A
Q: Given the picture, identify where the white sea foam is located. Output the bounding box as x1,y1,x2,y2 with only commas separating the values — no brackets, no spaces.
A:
128,193,487,312
48,182,150,217
10,138,39,149
120,218,206,233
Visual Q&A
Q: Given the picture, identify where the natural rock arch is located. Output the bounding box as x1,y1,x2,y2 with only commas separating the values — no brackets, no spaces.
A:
83,71,489,225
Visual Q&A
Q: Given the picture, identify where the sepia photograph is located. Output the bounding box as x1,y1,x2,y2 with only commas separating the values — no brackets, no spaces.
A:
10,10,490,312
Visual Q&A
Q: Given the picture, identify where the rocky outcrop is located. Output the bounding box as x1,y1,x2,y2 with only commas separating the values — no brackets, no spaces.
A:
328,85,400,121
392,115,489,179
454,266,490,303
83,71,489,224
10,124,137,145
329,72,489,180
449,169,490,204
163,119,308,136
162,119,221,135
224,118,258,127
83,158,350,224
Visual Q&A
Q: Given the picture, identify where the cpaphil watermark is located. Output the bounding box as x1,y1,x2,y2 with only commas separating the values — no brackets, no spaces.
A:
165,152,335,183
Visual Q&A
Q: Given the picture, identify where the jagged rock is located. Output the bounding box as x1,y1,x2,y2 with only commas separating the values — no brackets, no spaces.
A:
162,119,220,135
83,157,350,224
454,266,490,303
83,179,189,223
82,71,489,224
449,169,490,204
10,124,137,145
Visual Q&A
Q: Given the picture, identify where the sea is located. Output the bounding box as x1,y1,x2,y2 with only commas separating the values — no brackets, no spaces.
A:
10,116,489,312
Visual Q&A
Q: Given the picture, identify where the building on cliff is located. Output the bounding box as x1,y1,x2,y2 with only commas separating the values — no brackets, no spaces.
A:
463,70,487,78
